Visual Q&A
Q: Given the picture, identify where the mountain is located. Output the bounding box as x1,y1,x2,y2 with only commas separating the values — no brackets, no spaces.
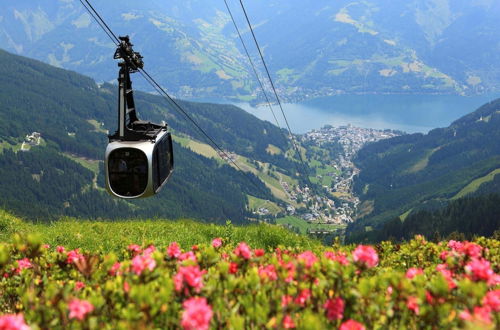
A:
1,0,499,101
0,48,303,223
347,98,500,241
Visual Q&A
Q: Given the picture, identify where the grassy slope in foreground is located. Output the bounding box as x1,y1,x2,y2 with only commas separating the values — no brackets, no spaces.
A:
1,218,499,329
0,210,318,253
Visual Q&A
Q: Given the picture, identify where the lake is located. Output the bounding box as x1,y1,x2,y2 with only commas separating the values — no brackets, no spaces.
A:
232,94,499,133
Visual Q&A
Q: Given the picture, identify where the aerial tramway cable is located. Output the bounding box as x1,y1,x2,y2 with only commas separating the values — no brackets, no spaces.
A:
223,0,282,129
79,0,273,199
231,0,312,186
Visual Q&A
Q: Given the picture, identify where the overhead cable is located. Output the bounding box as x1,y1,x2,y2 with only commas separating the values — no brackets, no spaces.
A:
79,0,273,197
237,0,311,183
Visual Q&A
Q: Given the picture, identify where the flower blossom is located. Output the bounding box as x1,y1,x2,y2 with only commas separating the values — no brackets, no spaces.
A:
127,244,141,254
56,246,65,253
66,249,84,264
324,251,349,265
258,264,277,281
436,264,456,290
254,249,265,257
229,262,238,274
174,265,206,293
179,251,197,262
211,238,222,248
281,295,293,307
16,258,32,272
68,299,94,321
234,242,252,260
465,258,495,282
294,289,311,307
181,297,213,330
324,297,344,321
109,262,121,276
298,251,318,268
74,281,85,291
406,268,424,279
282,314,296,329
352,245,378,268
131,253,156,275
167,242,182,259
483,290,500,312
0,314,30,330
407,296,419,315
459,306,492,325
340,319,366,330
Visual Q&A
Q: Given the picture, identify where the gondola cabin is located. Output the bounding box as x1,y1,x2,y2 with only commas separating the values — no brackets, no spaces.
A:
104,36,174,199
105,130,173,198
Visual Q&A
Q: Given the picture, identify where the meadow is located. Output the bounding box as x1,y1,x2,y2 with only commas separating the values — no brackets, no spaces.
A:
0,210,498,329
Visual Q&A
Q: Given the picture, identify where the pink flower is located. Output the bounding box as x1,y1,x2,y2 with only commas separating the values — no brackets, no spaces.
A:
340,319,366,330
294,289,311,307
174,266,206,293
465,258,494,282
282,261,296,283
282,314,296,329
211,238,222,248
17,258,32,272
324,297,344,321
191,245,198,251
127,244,141,254
234,242,252,260
66,249,84,264
0,314,30,330
352,245,378,268
74,281,85,291
254,249,265,257
298,251,318,268
436,264,456,290
131,254,156,275
448,240,464,251
43,244,50,249
123,281,130,293
167,242,182,259
406,296,419,315
258,264,277,281
56,246,65,253
179,251,197,262
460,306,492,324
229,262,238,274
68,299,94,321
181,297,213,330
406,268,424,279
462,242,483,258
281,295,293,307
109,262,121,276
143,245,156,255
324,251,349,265
483,290,500,312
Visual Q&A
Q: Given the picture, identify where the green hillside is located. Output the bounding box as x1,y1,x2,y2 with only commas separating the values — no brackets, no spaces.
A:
0,209,318,253
0,49,306,223
348,99,500,242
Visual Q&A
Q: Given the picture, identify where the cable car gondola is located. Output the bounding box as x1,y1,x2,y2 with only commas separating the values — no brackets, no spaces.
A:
105,36,173,199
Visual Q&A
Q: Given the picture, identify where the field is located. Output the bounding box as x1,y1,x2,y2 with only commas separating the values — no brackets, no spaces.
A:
277,216,346,235
0,210,498,329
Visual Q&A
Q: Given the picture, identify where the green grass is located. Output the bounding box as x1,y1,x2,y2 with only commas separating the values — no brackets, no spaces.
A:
62,153,100,174
0,210,319,253
247,195,282,215
276,216,346,235
452,168,500,200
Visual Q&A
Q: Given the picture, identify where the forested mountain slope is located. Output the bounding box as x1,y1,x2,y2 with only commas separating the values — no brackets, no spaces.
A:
347,98,500,241
0,49,296,223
